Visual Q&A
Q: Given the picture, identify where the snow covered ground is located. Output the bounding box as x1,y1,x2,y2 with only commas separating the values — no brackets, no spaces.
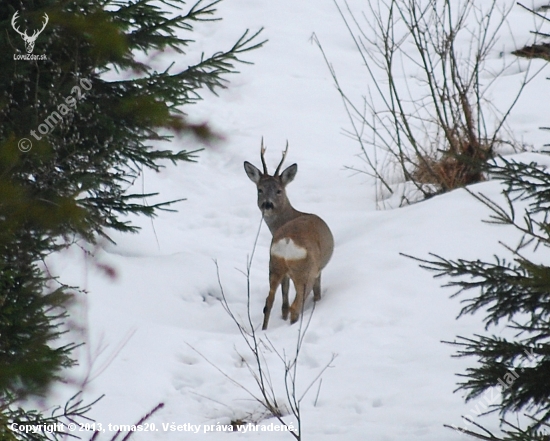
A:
45,0,550,440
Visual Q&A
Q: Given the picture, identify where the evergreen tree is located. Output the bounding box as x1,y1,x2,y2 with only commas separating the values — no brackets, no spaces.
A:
411,156,550,440
410,5,550,439
0,0,263,438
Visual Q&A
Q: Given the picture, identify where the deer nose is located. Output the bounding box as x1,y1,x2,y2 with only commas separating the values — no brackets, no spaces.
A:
261,201,274,210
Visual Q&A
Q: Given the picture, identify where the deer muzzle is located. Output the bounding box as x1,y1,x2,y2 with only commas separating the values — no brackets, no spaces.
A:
261,201,274,211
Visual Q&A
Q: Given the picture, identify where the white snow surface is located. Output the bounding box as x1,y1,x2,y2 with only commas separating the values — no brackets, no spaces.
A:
44,0,550,440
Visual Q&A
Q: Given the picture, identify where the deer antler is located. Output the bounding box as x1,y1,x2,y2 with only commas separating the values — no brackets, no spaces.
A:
11,11,26,38
274,141,289,176
260,137,268,175
31,13,49,38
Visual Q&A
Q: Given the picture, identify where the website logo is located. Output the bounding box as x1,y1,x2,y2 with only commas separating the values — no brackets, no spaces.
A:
11,11,48,59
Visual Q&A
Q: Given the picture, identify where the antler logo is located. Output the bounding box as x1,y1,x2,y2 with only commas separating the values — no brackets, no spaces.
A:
11,11,49,54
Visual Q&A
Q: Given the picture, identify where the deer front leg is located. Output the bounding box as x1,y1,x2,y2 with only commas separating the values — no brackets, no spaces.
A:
281,275,290,320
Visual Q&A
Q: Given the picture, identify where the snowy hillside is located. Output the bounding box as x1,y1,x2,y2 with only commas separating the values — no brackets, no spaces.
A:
46,0,550,440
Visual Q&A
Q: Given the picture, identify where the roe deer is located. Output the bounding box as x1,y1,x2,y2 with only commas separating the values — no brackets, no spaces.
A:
244,140,334,330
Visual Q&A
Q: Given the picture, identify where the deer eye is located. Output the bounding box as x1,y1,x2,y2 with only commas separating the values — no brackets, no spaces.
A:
277,190,282,195
258,189,263,194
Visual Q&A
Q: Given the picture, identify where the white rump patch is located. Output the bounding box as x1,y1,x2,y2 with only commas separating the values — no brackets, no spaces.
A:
271,238,307,260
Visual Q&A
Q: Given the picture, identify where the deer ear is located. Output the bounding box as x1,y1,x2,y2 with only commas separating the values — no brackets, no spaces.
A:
244,161,262,184
280,164,297,186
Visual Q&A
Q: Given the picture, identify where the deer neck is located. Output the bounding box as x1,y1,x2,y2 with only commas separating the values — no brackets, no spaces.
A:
263,203,302,235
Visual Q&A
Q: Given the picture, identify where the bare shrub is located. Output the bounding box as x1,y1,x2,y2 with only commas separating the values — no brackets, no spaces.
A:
316,0,542,207
186,220,335,440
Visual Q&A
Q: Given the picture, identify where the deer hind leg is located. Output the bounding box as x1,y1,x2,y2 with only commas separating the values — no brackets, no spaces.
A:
263,258,287,330
281,275,290,320
289,273,316,325
313,273,321,302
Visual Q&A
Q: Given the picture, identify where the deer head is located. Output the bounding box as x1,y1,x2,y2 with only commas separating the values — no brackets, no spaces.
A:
12,11,49,54
244,139,298,225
